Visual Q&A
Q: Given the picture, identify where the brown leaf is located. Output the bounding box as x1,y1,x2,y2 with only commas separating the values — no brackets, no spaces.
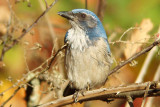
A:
124,19,153,59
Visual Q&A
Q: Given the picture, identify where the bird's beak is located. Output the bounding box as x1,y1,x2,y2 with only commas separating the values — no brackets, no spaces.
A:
58,11,74,20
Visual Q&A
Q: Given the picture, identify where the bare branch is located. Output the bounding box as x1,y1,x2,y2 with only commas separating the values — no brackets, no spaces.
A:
1,39,159,106
126,96,134,107
0,38,159,106
0,0,58,60
110,40,151,45
119,27,141,41
141,82,151,107
108,40,160,76
96,0,106,21
0,44,67,103
85,0,88,9
0,0,12,61
145,64,160,107
36,81,160,107
44,0,49,9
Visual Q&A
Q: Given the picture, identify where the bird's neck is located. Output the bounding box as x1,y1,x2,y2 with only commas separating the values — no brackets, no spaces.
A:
67,27,91,51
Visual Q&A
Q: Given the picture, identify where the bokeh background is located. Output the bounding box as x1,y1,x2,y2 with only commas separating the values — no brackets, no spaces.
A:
0,0,160,107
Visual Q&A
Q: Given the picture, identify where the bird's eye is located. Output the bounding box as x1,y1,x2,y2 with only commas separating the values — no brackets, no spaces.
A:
81,13,86,18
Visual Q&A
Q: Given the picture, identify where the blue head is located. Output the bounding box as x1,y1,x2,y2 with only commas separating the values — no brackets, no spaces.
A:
58,9,110,52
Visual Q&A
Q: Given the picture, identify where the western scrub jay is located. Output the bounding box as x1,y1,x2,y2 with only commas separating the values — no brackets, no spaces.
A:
58,9,113,96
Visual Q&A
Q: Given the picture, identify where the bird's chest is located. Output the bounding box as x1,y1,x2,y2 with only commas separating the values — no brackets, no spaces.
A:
65,46,96,88
65,45,92,71
65,44,109,89
65,28,93,73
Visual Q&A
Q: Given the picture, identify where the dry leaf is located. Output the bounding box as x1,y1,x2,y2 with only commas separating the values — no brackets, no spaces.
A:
124,19,153,59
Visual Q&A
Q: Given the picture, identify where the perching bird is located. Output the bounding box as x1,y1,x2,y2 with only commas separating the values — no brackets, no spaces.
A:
58,9,113,96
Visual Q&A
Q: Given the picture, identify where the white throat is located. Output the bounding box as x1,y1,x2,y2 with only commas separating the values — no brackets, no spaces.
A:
66,22,90,51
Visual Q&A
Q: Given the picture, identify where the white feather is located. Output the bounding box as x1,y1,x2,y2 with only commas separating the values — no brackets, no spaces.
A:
66,21,90,51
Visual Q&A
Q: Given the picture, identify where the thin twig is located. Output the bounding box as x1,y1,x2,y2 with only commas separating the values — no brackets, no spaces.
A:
48,44,67,69
0,0,12,61
145,64,160,107
23,48,30,72
38,0,65,78
0,44,67,99
119,27,141,41
108,40,160,76
44,0,49,9
109,41,152,45
126,96,134,107
0,0,58,60
0,0,59,100
85,0,87,9
141,82,151,107
38,0,57,50
96,0,106,21
0,87,21,107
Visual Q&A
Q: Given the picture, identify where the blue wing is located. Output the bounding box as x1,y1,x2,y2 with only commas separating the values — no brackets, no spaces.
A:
64,31,68,43
104,38,111,54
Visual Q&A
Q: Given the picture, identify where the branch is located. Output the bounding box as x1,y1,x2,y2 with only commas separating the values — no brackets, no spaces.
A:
0,44,67,107
126,96,134,107
145,64,160,107
96,0,106,21
35,40,160,107
108,40,160,76
0,0,58,60
119,27,141,41
2,39,158,106
0,0,12,61
36,81,160,107
141,82,151,107
1,38,159,107
85,0,88,9
44,0,49,9
0,87,21,107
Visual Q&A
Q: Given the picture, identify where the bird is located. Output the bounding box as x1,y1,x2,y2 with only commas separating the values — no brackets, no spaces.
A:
58,9,113,97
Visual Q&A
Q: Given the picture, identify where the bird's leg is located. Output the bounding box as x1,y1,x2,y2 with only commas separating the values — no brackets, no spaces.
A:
87,83,90,91
73,91,79,103
79,89,85,96
73,89,86,103
79,83,90,97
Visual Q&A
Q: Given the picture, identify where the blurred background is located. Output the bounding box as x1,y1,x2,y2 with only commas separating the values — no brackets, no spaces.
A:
0,0,160,107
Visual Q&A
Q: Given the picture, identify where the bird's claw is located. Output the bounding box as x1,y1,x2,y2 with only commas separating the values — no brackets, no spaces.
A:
80,91,85,96
73,91,79,103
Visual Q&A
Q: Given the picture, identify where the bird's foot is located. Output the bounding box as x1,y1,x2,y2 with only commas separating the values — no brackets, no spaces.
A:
73,90,86,103
79,90,85,96
87,83,90,91
73,91,79,103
